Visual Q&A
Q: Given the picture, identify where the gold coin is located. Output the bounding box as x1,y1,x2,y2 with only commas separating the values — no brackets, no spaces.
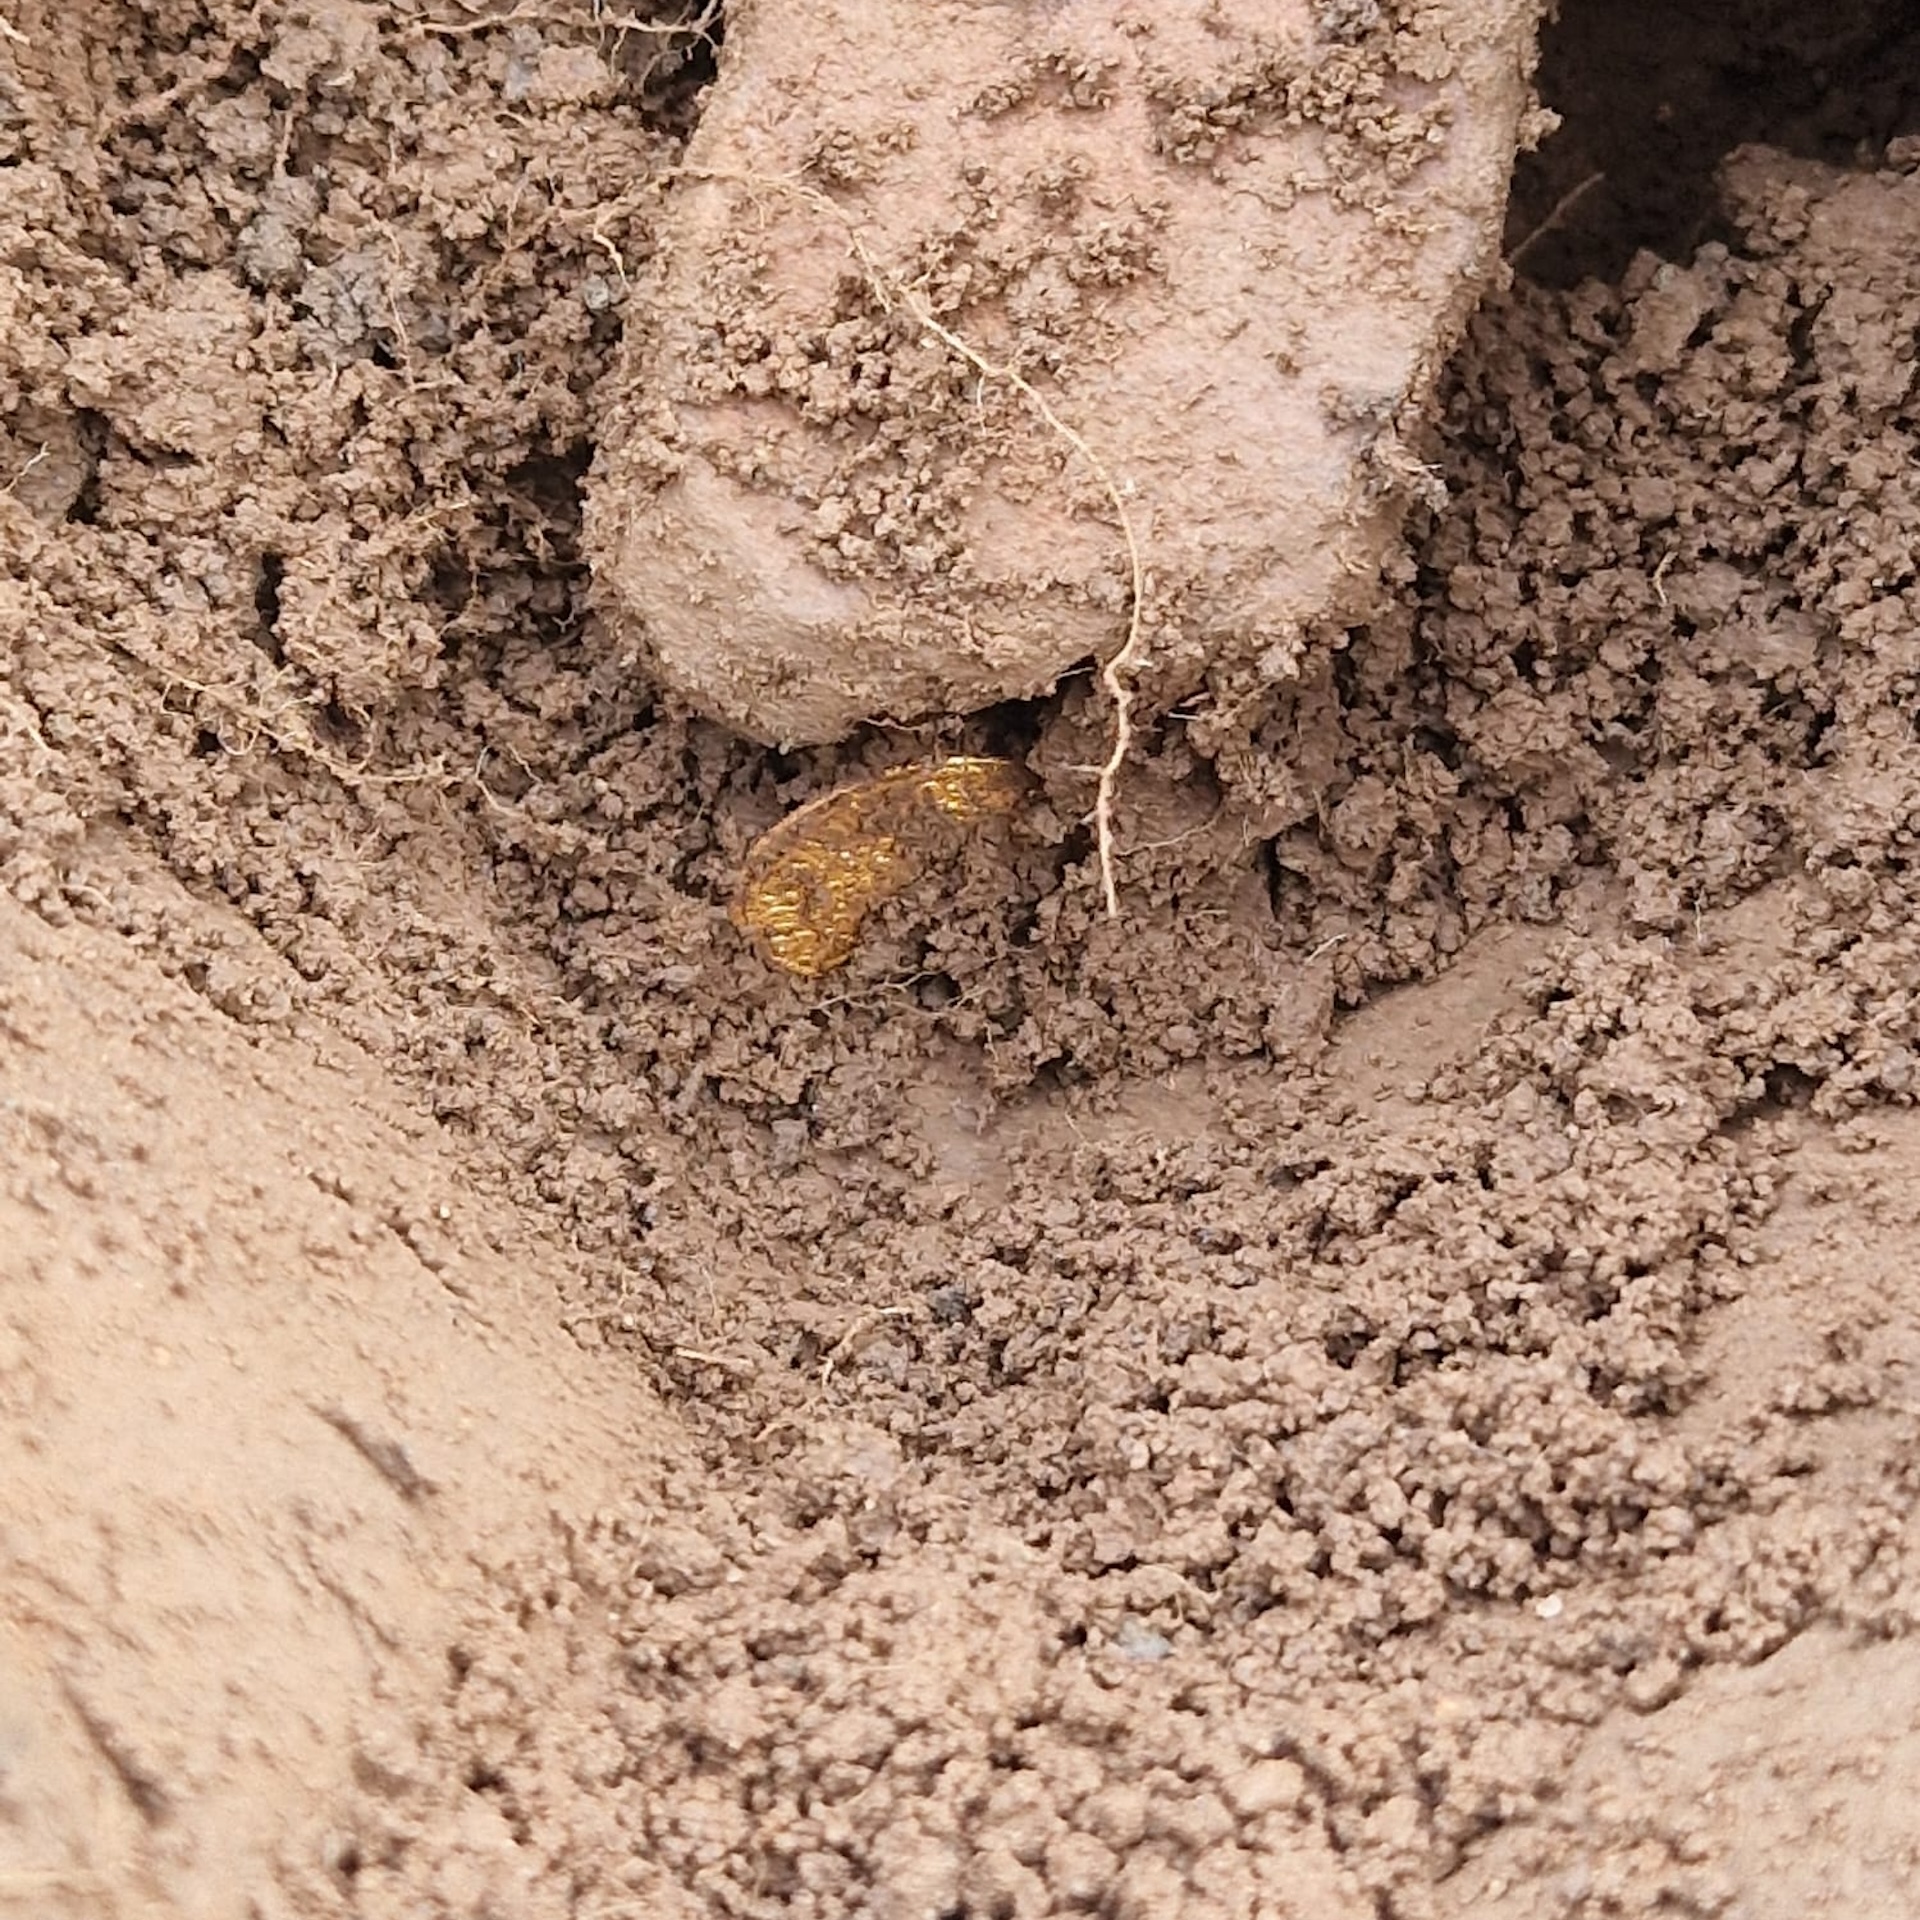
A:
734,755,1027,978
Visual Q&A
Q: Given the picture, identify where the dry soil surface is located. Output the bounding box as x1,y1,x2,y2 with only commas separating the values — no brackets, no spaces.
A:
5,3,1920,1918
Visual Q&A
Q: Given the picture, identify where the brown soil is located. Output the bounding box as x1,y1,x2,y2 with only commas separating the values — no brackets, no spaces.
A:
590,0,1540,746
4,3,1920,1918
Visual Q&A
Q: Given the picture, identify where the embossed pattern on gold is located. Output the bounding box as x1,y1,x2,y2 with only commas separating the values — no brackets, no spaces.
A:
735,756,1026,978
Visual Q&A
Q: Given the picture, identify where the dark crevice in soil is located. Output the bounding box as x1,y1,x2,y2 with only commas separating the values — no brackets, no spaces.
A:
1508,0,1920,286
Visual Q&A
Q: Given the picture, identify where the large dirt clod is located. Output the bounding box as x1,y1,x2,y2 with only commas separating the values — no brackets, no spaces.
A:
590,0,1546,745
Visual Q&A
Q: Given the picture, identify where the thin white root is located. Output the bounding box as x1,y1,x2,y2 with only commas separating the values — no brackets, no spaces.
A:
872,286,1146,919
1509,170,1605,269
687,167,1150,920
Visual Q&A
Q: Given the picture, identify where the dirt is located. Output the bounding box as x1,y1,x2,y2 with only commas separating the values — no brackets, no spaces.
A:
591,0,1542,745
4,3,1920,1918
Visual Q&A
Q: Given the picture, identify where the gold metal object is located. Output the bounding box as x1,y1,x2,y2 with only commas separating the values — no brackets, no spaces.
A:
734,755,1026,978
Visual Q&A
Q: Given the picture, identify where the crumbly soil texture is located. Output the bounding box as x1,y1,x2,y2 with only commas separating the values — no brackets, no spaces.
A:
5,3,1920,1918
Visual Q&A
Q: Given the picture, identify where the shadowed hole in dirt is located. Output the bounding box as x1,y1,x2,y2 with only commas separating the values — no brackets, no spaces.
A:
252,551,285,664
63,408,109,525
1507,0,1920,286
505,443,592,557
617,0,725,131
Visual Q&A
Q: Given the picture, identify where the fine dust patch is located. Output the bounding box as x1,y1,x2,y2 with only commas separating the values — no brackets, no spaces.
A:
0,888,652,1918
